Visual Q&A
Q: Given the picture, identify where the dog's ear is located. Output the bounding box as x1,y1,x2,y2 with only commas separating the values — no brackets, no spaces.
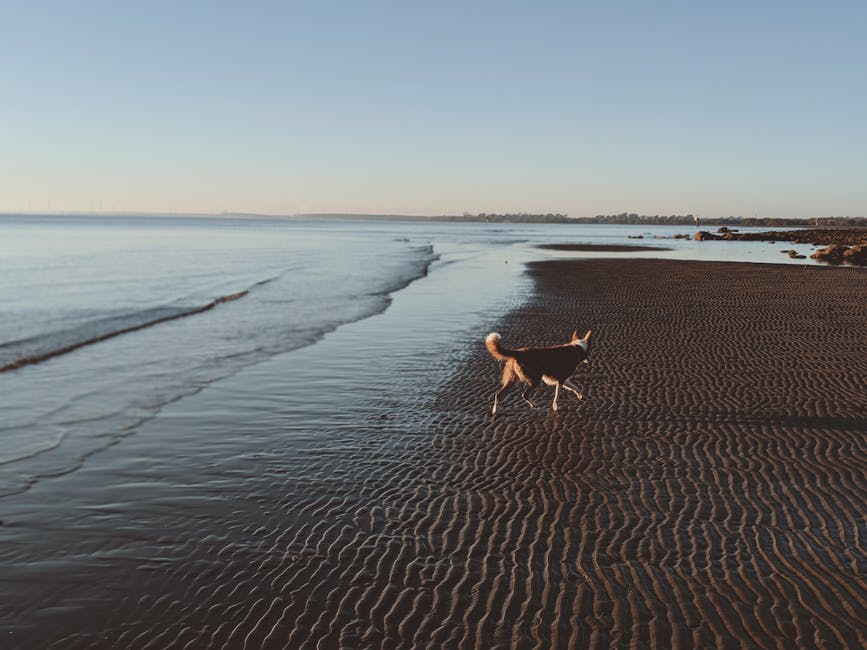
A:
571,329,579,341
583,330,592,341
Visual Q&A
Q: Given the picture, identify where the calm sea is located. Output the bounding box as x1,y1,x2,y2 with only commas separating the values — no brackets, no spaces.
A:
0,215,806,496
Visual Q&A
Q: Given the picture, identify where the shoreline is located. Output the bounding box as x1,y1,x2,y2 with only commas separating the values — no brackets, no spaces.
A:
2,257,865,648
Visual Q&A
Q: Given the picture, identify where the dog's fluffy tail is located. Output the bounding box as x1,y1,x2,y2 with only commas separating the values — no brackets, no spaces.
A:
485,332,514,361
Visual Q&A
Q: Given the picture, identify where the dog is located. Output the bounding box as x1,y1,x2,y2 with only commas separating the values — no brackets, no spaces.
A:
485,330,592,414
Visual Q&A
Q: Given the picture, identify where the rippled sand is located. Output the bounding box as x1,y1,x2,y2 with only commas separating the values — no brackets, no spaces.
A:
2,259,865,648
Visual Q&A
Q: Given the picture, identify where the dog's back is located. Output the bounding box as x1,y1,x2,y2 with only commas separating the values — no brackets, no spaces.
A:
486,332,589,376
514,343,585,380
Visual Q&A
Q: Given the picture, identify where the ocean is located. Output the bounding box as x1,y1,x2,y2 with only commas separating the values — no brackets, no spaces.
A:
0,215,808,499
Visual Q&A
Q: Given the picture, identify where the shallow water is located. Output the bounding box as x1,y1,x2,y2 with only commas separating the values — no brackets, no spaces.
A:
0,216,441,495
0,225,532,647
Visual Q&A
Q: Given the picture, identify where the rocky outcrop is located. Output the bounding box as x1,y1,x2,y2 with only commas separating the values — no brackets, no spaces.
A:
695,229,743,241
695,227,865,246
844,243,867,265
810,243,867,265
811,245,847,264
693,227,867,265
734,228,866,246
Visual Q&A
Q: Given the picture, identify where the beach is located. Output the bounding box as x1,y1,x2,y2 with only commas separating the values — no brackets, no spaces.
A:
2,252,866,648
7,0,867,645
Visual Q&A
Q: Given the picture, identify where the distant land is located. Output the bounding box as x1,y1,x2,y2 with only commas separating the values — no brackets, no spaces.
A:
293,212,867,227
3,211,866,227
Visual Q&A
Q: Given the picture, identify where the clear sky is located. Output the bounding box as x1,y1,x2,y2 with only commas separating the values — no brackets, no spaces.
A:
2,1,865,218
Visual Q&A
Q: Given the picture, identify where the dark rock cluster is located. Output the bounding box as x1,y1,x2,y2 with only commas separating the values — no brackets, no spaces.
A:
693,227,867,265
810,243,867,265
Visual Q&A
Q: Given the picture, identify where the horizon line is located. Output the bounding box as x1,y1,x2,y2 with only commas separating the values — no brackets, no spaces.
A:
2,210,866,221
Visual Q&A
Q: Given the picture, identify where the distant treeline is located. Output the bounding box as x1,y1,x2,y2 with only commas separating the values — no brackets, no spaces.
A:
578,213,867,227
451,212,867,227
453,212,571,223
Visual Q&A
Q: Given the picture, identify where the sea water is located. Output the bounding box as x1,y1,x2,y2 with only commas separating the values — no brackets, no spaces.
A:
0,215,806,496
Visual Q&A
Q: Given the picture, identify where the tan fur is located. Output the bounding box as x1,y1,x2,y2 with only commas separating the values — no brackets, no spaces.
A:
486,330,592,414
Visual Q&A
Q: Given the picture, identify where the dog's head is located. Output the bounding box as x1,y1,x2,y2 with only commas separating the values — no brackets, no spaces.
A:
571,329,592,362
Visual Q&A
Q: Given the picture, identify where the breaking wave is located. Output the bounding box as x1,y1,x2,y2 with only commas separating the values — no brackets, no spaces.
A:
0,280,274,374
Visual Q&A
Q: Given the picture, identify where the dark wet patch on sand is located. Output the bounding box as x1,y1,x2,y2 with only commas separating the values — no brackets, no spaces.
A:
537,243,673,252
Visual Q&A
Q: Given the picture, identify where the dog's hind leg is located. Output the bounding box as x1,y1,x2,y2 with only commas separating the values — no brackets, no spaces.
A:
492,383,510,415
492,365,517,415
520,379,538,409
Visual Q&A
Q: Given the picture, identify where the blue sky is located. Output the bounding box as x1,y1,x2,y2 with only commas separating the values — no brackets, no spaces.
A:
2,1,865,217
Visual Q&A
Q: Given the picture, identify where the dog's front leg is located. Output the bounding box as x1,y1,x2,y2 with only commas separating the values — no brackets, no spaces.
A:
563,381,583,401
552,383,560,411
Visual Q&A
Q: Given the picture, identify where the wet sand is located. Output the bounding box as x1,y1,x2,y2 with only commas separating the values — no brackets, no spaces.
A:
2,259,866,648
468,260,866,648
537,243,672,252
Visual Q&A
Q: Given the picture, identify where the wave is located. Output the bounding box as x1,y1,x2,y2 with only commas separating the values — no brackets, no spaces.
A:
0,278,274,374
0,239,440,498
